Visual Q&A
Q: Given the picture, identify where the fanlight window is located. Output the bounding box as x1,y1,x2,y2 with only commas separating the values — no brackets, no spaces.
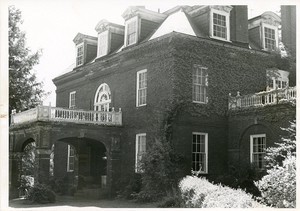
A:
94,83,111,112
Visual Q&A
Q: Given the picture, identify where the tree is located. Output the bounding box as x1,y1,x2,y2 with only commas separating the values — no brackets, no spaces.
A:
255,121,296,208
9,6,46,113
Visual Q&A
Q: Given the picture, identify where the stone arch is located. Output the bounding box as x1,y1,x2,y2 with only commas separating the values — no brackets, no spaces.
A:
53,137,109,191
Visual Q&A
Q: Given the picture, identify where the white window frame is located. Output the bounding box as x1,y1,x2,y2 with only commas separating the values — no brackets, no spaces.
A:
124,16,139,46
135,133,146,173
262,23,278,51
76,43,84,66
192,132,208,174
210,8,230,41
266,69,289,90
250,134,266,170
67,145,75,172
97,31,109,58
136,69,147,107
193,66,208,104
69,91,76,109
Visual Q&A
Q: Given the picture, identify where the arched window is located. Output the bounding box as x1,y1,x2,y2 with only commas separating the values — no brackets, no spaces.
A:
94,83,111,112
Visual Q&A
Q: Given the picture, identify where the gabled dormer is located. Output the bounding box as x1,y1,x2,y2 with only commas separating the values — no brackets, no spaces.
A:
95,20,124,58
122,6,167,47
248,12,281,51
73,33,97,67
187,5,233,42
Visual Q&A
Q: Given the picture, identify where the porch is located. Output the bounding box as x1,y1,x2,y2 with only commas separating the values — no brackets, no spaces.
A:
228,86,296,110
10,105,122,126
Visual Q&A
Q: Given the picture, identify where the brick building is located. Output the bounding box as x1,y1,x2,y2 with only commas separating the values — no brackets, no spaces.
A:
9,5,296,198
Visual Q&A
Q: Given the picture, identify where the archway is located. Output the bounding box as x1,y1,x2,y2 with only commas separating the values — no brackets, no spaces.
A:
54,137,108,194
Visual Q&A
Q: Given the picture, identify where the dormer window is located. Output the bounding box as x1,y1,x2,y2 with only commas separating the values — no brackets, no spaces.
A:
76,43,84,66
209,7,231,41
125,16,139,46
97,31,109,57
248,12,281,52
263,24,278,51
266,69,289,90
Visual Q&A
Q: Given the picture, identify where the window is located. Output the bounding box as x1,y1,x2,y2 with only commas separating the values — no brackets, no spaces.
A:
125,16,138,46
266,69,289,90
94,83,111,111
135,133,146,173
67,145,75,172
210,9,230,41
193,65,208,103
192,133,208,173
69,91,76,109
136,69,147,107
250,134,266,170
97,31,108,57
262,24,278,51
264,27,276,51
76,43,84,66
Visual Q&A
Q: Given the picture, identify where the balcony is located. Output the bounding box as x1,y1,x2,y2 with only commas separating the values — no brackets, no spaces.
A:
228,87,296,110
10,106,122,126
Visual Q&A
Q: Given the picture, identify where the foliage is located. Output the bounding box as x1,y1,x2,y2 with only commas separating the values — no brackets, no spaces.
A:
255,154,296,208
255,121,296,208
137,138,185,202
157,187,184,208
19,175,34,197
21,142,36,176
179,176,264,208
115,173,142,199
264,120,296,168
9,6,47,112
27,184,56,204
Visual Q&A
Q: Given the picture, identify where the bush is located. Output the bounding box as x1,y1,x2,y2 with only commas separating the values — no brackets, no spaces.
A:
137,138,185,201
157,187,184,208
27,184,56,204
19,175,34,197
255,154,296,208
179,176,264,208
254,120,296,208
116,173,142,199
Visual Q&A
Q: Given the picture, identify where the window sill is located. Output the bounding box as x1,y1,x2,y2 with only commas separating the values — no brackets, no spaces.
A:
136,104,147,108
210,36,232,43
193,101,207,104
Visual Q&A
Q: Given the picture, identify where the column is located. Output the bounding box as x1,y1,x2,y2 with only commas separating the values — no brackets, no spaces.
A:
35,149,51,184
9,152,23,199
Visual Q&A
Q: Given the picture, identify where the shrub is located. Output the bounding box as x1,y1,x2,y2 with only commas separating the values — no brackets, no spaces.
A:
255,154,296,208
254,120,296,208
202,185,264,208
116,173,142,199
137,138,185,201
157,187,184,208
179,176,264,208
19,175,34,197
27,184,56,204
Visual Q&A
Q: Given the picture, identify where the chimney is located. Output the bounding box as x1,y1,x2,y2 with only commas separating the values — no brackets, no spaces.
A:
230,6,249,46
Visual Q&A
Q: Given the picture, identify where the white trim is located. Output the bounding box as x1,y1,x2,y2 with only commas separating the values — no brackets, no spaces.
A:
135,133,146,173
250,134,266,164
124,16,139,47
67,145,75,172
136,69,147,107
192,132,208,174
261,23,278,51
76,43,84,66
69,91,76,109
210,8,230,42
97,30,109,58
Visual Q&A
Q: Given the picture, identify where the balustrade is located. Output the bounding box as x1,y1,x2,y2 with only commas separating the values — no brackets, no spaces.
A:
11,106,122,126
229,87,296,110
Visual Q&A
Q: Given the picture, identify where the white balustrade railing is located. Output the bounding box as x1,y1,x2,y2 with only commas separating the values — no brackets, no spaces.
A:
229,87,296,110
11,106,122,126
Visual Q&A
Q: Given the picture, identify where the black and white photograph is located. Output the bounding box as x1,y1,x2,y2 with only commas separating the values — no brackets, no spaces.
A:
0,0,298,210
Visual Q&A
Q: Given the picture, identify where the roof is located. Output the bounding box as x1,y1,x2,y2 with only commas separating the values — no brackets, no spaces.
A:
150,9,196,40
73,33,97,45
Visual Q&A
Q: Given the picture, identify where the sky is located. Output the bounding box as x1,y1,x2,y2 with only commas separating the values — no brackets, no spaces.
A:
5,0,290,107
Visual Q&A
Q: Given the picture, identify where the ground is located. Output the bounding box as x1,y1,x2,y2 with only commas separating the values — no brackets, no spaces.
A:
8,196,160,210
